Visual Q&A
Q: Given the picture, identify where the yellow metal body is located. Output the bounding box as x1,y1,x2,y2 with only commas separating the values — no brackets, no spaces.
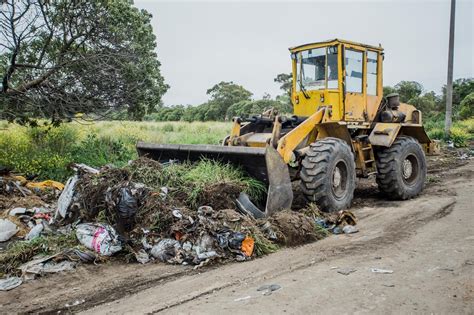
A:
290,39,384,123
277,109,325,163
225,39,433,179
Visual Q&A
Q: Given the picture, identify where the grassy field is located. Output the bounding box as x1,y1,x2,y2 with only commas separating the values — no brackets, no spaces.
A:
0,118,472,182
0,120,232,181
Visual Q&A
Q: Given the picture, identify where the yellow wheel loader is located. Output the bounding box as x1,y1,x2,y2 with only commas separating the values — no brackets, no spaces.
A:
137,39,437,217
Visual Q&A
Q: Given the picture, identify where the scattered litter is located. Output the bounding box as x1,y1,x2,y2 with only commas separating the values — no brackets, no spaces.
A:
9,207,27,216
69,249,97,263
0,218,18,242
65,299,86,307
56,175,78,219
20,258,76,275
342,225,359,234
26,180,65,192
150,239,181,262
371,268,393,274
337,267,357,275
234,296,252,302
257,284,281,296
75,223,122,256
25,223,44,240
315,210,358,235
0,277,23,291
135,249,150,264
0,157,347,286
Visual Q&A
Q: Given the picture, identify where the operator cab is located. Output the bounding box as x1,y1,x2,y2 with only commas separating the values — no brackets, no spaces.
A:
290,39,384,123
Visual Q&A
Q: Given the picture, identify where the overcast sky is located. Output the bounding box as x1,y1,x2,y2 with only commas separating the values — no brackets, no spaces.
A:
135,0,473,106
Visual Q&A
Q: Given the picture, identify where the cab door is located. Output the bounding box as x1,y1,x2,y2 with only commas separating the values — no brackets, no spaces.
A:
343,47,366,121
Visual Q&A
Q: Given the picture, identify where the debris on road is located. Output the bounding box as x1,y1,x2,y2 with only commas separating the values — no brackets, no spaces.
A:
342,225,359,234
0,157,338,290
0,276,22,291
315,210,358,235
370,268,394,274
337,267,357,275
257,284,282,296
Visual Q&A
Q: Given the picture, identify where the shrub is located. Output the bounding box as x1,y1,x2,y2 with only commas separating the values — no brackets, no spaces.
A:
449,126,469,147
427,128,444,140
162,123,174,132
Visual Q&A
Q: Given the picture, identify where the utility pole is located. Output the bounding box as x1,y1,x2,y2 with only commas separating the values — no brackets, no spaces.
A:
445,0,456,136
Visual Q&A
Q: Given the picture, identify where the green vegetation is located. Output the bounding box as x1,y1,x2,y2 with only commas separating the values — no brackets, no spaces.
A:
0,121,231,181
144,80,292,122
0,1,167,123
129,158,266,208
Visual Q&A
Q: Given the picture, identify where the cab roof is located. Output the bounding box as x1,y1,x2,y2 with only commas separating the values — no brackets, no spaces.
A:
289,39,384,53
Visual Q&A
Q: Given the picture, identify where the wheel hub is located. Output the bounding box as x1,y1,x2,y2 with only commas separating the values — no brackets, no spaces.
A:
333,166,342,188
402,159,413,179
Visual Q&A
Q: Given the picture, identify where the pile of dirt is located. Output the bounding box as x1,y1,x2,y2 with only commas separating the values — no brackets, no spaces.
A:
195,182,243,210
0,157,342,290
268,210,325,246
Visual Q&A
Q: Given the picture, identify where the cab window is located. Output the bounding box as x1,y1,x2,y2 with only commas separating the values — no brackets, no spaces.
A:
345,49,363,93
367,51,378,95
300,48,326,90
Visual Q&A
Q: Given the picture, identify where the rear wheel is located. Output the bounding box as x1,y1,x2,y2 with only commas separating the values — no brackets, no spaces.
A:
300,138,356,212
375,136,426,199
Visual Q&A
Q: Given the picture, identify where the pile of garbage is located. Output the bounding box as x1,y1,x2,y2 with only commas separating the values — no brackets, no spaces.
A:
0,158,358,291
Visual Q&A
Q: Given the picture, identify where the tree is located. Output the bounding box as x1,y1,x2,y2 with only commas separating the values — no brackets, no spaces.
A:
441,78,474,109
458,92,474,120
408,91,440,117
383,86,396,96
274,73,292,97
394,81,423,103
205,81,252,120
0,0,168,123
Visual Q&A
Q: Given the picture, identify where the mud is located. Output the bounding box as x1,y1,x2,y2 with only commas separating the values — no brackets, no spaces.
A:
196,182,243,210
268,210,323,246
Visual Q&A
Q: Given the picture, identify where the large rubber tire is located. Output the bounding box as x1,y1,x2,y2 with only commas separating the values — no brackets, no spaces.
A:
375,136,427,199
300,138,356,212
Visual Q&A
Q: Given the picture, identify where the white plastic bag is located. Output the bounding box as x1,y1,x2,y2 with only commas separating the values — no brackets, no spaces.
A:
0,219,18,242
26,223,44,241
75,223,122,256
150,239,181,262
56,175,78,219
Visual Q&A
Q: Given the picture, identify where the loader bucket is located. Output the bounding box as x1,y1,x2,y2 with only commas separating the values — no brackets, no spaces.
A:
136,141,293,216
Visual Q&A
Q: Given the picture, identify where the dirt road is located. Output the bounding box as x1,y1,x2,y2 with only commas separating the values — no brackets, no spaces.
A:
1,159,473,314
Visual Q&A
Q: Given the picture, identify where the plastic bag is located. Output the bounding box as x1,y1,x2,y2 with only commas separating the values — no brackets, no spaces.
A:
26,223,44,241
75,223,122,256
56,175,78,219
0,219,18,242
117,187,138,231
150,239,181,262
0,277,22,291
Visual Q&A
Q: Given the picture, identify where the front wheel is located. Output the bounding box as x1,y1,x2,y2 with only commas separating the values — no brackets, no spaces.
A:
375,136,427,199
300,138,356,212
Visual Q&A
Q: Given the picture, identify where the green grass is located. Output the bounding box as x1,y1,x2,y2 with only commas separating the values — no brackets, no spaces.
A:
128,158,266,208
0,121,231,181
